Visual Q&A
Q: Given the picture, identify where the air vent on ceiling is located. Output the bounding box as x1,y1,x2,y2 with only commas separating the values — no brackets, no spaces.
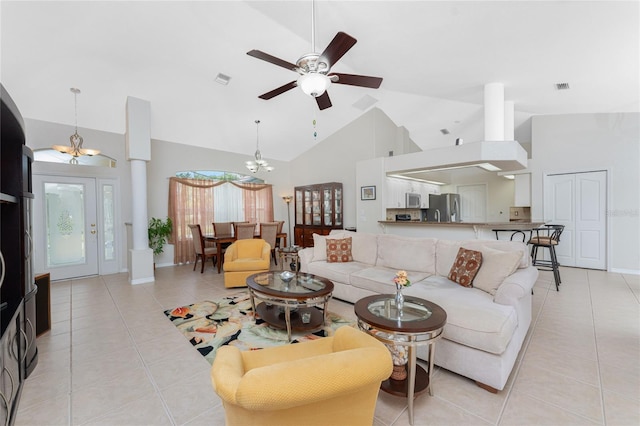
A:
555,82,570,90
215,73,231,85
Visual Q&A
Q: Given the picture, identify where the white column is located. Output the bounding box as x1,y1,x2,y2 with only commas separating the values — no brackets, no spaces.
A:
130,160,149,250
484,83,504,141
504,100,515,141
126,97,154,285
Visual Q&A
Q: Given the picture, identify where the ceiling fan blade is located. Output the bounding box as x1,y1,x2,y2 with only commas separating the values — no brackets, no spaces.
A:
318,32,357,70
258,81,298,100
329,73,383,89
247,50,298,72
315,92,332,110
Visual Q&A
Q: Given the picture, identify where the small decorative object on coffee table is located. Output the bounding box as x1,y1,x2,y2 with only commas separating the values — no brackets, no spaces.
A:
355,295,446,426
393,270,411,315
246,271,334,342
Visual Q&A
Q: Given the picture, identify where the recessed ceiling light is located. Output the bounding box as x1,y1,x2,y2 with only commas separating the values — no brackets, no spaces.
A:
215,73,231,85
555,82,570,90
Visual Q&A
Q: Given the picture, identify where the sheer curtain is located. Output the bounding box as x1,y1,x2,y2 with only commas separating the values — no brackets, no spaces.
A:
168,177,273,264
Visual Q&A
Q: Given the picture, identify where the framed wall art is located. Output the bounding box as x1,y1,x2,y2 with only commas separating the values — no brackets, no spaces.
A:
361,186,376,200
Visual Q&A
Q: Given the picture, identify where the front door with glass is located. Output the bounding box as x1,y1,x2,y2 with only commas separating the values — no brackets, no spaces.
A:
33,175,117,280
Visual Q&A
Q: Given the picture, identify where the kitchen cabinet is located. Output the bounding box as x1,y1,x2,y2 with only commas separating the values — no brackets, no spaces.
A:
294,182,343,247
386,177,437,209
514,174,531,207
385,178,405,208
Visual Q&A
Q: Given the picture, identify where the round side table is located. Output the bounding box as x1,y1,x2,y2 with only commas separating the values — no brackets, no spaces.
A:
354,295,446,426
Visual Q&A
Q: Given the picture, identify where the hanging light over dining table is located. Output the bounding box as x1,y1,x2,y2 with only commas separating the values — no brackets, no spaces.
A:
245,119,273,173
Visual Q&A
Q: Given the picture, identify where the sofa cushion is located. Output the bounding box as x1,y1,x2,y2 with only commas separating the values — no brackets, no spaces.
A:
350,266,431,295
312,232,346,262
435,240,464,276
326,237,353,263
448,247,483,287
436,239,530,276
340,230,378,265
473,246,522,295
462,240,530,269
376,234,437,273
405,276,518,354
306,260,368,285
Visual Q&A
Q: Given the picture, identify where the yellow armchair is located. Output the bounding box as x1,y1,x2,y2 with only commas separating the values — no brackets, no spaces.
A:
211,326,393,426
223,239,271,288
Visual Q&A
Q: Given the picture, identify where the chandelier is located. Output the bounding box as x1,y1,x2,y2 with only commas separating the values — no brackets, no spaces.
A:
245,120,273,173
52,88,100,163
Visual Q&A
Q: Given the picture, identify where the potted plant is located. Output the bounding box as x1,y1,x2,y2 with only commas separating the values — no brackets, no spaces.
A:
148,217,173,256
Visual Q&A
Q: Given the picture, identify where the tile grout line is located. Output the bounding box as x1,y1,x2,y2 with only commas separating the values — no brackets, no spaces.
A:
494,279,552,425
104,277,179,426
588,270,608,426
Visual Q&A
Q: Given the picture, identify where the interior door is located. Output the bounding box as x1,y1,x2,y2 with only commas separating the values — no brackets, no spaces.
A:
457,184,487,223
544,171,607,269
33,175,98,280
575,171,607,269
545,174,575,266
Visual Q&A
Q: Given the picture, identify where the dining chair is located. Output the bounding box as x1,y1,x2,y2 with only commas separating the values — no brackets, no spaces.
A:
231,221,248,237
235,223,256,240
213,221,234,251
527,224,564,291
213,222,233,237
188,224,219,273
259,222,279,265
275,220,285,248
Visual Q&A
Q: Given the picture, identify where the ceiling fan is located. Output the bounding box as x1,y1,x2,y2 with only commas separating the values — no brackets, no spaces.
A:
246,2,383,110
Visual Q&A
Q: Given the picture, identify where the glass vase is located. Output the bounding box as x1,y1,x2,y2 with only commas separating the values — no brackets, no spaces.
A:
395,283,404,317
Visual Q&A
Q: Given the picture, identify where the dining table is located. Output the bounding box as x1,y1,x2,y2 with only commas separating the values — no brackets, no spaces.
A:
203,232,287,273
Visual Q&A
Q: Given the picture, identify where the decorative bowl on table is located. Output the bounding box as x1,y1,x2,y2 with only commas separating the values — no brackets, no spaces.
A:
279,271,295,283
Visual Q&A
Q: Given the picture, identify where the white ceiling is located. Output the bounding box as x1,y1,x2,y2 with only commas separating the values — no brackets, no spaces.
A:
1,1,638,162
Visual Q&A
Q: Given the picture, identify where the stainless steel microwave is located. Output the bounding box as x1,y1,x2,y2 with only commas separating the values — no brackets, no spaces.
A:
405,192,421,208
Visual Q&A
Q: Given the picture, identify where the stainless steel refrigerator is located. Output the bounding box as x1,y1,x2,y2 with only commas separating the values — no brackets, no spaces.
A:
426,193,461,222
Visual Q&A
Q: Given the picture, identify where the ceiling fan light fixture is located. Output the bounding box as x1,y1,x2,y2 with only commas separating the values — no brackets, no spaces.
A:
298,73,330,97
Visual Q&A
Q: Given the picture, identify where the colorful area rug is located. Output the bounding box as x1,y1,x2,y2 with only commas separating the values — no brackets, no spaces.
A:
164,292,354,365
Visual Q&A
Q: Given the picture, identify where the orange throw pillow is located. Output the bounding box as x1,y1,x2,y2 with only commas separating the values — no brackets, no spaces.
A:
326,237,353,263
448,247,483,287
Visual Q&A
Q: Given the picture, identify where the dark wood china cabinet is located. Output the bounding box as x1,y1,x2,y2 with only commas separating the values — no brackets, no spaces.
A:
294,182,343,248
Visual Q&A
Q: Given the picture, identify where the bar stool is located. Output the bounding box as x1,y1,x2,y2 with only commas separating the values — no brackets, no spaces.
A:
528,224,564,291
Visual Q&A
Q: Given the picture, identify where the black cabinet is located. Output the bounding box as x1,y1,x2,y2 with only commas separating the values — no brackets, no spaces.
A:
1,84,36,425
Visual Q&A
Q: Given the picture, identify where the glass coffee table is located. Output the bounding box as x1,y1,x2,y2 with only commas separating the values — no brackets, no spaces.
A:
246,271,334,342
354,294,447,426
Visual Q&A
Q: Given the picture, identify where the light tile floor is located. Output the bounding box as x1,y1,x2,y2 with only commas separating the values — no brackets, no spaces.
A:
15,264,640,425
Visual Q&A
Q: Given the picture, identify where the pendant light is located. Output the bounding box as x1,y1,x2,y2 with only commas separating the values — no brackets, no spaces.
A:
245,120,273,173
53,88,100,163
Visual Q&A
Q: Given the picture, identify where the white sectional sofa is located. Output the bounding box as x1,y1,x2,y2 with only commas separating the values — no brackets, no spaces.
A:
298,230,538,392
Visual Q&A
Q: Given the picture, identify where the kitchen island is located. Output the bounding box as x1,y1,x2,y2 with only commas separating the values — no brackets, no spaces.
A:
377,221,545,241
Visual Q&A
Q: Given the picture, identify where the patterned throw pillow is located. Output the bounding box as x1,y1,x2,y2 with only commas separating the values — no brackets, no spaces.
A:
448,247,483,287
326,237,353,263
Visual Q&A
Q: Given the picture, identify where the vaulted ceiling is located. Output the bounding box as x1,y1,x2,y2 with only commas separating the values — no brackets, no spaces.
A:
1,1,638,162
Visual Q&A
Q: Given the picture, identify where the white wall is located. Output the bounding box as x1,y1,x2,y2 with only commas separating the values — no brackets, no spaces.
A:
531,113,640,273
290,107,419,229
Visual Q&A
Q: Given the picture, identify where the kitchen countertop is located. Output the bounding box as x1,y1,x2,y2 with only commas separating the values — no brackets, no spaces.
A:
378,221,545,227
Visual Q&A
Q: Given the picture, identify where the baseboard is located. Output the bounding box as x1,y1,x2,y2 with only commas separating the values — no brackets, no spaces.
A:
610,267,640,275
